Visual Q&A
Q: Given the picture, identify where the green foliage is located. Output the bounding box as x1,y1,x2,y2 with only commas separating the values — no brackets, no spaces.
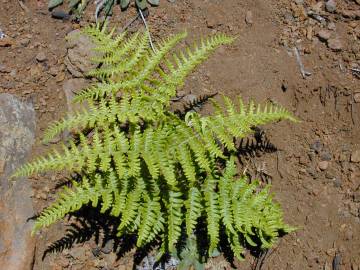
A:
48,0,159,19
173,235,205,270
13,26,296,262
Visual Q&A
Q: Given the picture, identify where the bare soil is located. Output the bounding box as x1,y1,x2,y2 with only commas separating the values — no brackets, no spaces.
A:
0,0,359,269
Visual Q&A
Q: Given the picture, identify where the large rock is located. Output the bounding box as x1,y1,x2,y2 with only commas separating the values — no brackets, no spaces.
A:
64,30,101,77
63,78,88,113
0,94,36,270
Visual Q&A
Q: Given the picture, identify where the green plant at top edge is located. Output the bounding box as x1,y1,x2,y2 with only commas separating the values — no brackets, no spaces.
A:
13,24,296,263
49,0,159,19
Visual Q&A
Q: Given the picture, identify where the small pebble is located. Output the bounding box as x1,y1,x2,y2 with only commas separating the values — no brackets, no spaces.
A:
101,239,114,254
353,191,360,203
19,38,30,47
320,151,332,161
0,64,10,73
318,161,329,170
245,11,253,25
318,30,331,41
36,52,47,62
327,22,336,30
354,93,360,103
327,38,343,51
310,140,322,153
325,0,337,13
333,177,342,188
51,10,71,20
350,150,360,163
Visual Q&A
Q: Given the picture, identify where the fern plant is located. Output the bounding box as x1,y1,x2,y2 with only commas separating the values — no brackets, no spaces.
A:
13,25,296,262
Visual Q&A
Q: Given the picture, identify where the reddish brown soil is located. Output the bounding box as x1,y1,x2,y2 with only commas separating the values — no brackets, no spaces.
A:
0,0,359,269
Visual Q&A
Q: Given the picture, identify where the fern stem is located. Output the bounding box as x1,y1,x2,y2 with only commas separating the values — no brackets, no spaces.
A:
138,8,156,53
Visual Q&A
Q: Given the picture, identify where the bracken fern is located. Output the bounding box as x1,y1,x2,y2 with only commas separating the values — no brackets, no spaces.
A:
13,25,296,262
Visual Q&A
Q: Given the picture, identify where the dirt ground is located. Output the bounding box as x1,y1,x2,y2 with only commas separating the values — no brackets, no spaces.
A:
0,0,359,269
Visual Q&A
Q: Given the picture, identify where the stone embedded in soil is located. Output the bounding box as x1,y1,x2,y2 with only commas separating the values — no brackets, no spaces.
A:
340,9,360,19
317,30,332,41
0,94,36,270
354,93,360,103
318,161,329,170
327,22,336,30
350,150,360,163
320,151,332,161
36,51,47,62
65,29,102,77
245,11,254,25
19,38,30,47
353,191,360,203
0,37,14,47
325,0,336,13
327,38,343,51
101,239,115,254
310,140,323,153
63,78,88,113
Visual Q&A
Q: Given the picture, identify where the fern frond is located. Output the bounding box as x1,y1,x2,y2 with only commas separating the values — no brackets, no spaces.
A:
137,197,161,246
117,184,143,233
157,33,235,98
167,191,183,252
32,176,100,234
185,187,202,236
204,176,221,253
219,159,236,234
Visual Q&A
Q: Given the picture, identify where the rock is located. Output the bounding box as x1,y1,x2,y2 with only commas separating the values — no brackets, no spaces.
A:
353,191,360,203
65,29,101,77
206,15,223,29
339,9,360,19
0,37,14,47
70,246,86,260
55,72,66,82
51,10,71,20
0,64,10,73
318,161,329,171
354,93,360,103
320,151,332,161
63,78,88,113
317,30,332,41
307,167,318,179
245,11,254,25
36,51,47,62
19,38,30,47
310,140,322,153
0,94,36,270
327,22,336,30
48,66,60,76
350,150,360,163
101,239,114,254
10,69,17,77
327,38,343,51
103,253,117,266
333,177,342,188
325,0,336,13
